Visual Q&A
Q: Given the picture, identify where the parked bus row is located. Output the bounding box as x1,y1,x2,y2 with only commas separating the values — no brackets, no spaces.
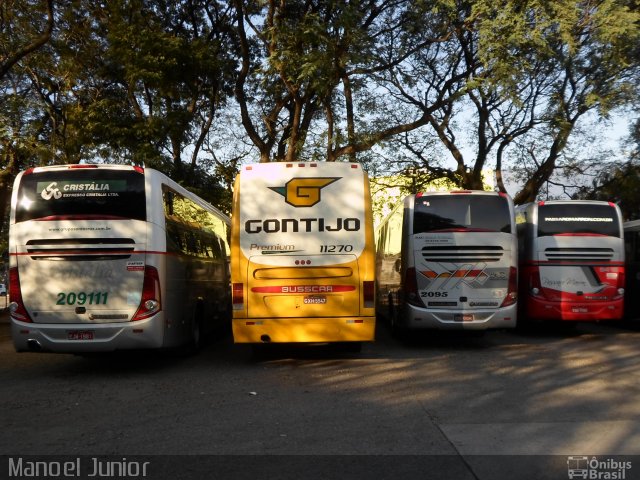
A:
7,162,375,354
6,162,635,354
376,194,627,334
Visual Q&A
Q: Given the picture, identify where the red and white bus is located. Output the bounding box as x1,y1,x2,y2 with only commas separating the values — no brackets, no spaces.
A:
516,200,625,322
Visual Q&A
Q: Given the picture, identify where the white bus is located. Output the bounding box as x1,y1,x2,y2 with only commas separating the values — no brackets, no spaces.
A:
9,164,231,353
231,161,376,346
376,190,518,333
516,200,625,323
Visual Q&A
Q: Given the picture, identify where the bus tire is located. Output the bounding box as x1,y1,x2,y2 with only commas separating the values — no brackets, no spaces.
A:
191,317,202,350
182,306,204,355
336,342,362,353
388,295,404,338
387,293,395,324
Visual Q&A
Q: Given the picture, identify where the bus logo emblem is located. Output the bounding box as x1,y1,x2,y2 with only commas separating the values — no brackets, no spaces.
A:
40,182,62,200
269,177,340,207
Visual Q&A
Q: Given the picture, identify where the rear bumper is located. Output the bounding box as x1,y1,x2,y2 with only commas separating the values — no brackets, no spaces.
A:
10,315,164,353
523,297,623,321
232,316,375,343
398,304,517,330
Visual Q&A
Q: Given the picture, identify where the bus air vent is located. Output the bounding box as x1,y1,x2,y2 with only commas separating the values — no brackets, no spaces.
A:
421,245,503,263
25,238,136,261
543,247,614,261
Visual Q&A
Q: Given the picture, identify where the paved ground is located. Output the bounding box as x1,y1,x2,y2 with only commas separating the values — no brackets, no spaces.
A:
1,310,640,479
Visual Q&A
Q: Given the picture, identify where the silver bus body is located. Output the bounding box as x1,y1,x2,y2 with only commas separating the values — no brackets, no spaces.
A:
376,191,518,331
9,164,230,353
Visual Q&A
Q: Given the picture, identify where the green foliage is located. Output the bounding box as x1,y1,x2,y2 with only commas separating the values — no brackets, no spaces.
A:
1,0,639,248
573,161,640,220
0,0,238,250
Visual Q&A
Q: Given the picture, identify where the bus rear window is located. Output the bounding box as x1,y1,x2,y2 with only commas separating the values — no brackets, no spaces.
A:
15,169,146,222
538,204,620,237
413,195,512,234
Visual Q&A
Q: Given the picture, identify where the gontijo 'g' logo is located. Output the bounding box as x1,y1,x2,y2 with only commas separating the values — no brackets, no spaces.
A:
269,177,340,207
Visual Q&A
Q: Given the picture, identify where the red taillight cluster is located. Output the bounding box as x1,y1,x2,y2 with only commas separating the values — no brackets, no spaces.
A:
8,267,33,323
232,283,244,310
363,281,375,308
132,266,162,321
528,266,543,298
614,267,625,300
404,267,425,308
501,266,518,307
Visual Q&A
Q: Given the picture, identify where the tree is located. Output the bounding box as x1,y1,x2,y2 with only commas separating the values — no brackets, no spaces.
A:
233,0,462,163
369,0,640,199
0,0,238,226
0,0,54,79
573,160,640,220
0,0,56,248
573,117,640,220
82,0,238,185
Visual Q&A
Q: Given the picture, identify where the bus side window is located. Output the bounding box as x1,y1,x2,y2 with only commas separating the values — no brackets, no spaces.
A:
164,189,174,216
211,237,222,260
165,222,182,253
185,232,198,256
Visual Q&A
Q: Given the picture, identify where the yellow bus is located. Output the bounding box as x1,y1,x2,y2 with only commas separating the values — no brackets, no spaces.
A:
231,162,376,347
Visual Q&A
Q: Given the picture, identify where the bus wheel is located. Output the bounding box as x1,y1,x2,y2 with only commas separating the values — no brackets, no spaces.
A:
388,295,403,338
184,310,204,355
335,342,362,353
193,316,204,348
387,294,395,324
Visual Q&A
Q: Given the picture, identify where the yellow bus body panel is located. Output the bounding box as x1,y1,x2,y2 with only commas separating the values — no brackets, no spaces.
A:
232,318,375,343
231,162,376,344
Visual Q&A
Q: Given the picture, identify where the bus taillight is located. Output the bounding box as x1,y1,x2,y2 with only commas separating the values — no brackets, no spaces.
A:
232,283,244,310
132,266,162,321
363,281,375,309
8,267,33,323
404,268,425,308
528,266,543,297
614,267,625,299
501,266,518,307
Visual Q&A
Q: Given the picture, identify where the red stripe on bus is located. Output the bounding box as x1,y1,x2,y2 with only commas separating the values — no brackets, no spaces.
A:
521,260,624,266
251,285,356,294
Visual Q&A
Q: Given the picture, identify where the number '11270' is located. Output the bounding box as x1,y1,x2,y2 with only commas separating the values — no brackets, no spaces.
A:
319,244,353,253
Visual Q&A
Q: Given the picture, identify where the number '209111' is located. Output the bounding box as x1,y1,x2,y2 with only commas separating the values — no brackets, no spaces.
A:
56,292,109,305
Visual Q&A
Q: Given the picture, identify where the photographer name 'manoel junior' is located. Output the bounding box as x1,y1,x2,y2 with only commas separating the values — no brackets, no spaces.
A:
8,457,150,478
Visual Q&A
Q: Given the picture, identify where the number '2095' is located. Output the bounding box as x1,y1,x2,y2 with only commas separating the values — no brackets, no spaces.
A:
56,292,109,305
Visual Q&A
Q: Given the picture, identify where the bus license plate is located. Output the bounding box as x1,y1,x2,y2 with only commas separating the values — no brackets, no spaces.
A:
68,331,94,340
304,295,327,305
454,314,474,322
